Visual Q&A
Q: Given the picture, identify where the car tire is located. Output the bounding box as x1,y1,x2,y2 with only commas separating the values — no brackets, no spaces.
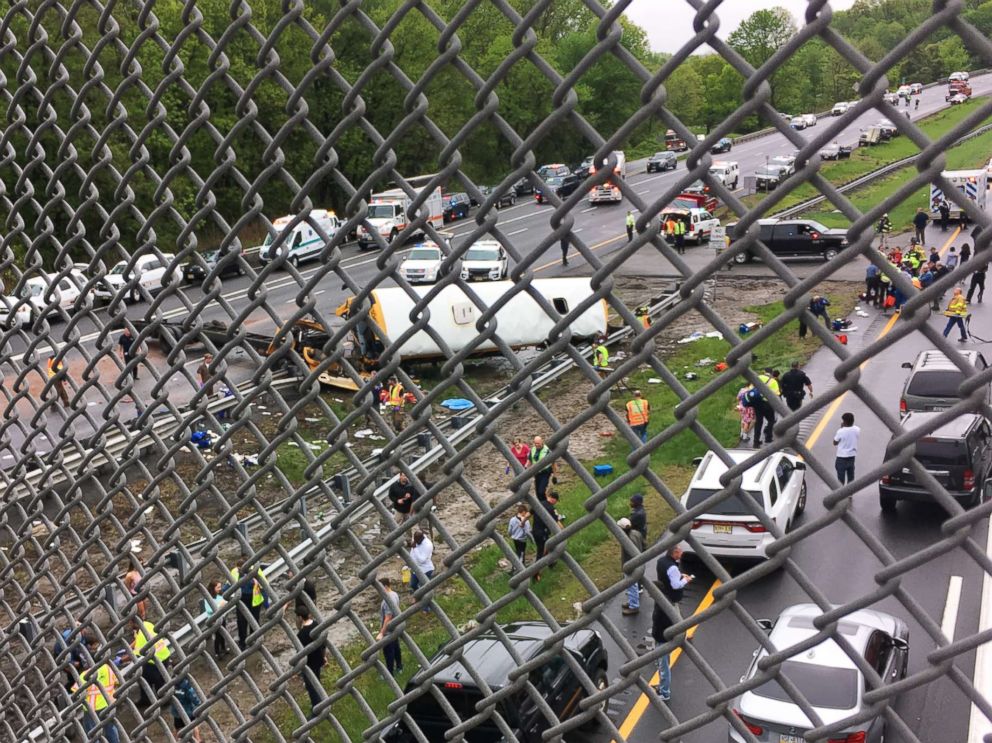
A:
823,248,839,261
880,492,898,513
733,252,749,264
580,668,609,729
291,255,300,269
795,481,807,515
389,228,398,242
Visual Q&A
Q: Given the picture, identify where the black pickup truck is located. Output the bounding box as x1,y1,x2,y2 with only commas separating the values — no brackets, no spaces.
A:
727,218,848,263
383,621,609,742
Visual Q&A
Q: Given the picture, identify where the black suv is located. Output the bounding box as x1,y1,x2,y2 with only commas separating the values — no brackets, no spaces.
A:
646,151,677,173
879,412,992,512
534,173,580,204
728,218,848,263
480,185,516,209
182,248,246,283
383,621,608,742
443,193,472,222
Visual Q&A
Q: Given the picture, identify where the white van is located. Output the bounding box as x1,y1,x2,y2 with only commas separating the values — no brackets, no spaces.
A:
258,209,341,268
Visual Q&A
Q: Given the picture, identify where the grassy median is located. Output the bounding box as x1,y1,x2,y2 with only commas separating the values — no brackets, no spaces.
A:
263,285,859,741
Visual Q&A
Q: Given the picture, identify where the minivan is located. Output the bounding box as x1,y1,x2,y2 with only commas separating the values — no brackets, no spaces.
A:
899,349,990,414
879,412,992,512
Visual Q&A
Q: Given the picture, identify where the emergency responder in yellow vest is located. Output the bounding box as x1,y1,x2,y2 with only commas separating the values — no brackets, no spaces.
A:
231,558,267,651
625,211,635,242
625,390,650,445
130,616,171,708
47,354,71,406
672,218,687,255
387,377,406,431
528,435,558,500
73,632,121,743
593,337,610,379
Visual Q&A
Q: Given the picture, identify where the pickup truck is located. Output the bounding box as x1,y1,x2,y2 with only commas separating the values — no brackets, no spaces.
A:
727,218,848,263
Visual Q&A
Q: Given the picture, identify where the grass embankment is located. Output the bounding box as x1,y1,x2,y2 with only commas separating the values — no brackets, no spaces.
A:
738,99,990,219
265,289,859,741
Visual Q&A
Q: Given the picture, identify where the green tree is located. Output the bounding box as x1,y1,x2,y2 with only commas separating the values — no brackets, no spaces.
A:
728,7,798,69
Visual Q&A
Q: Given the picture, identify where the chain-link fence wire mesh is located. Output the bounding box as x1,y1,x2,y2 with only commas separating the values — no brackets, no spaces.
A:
0,0,992,741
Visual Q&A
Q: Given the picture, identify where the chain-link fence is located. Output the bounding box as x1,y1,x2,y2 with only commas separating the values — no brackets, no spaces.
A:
3,1,992,742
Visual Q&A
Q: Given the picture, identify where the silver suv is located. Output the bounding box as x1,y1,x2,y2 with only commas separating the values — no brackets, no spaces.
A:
899,349,990,414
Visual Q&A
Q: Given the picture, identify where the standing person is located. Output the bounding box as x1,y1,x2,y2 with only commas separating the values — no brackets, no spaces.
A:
932,261,950,311
968,259,986,303
560,235,569,267
961,242,972,265
736,384,756,441
203,580,229,658
809,294,831,329
946,246,960,271
508,504,532,566
625,210,635,242
751,369,780,448
130,616,171,708
123,568,146,619
528,436,556,501
73,631,121,743
939,200,951,231
628,494,647,541
779,361,813,412
47,354,71,406
53,621,85,699
593,336,610,378
409,531,435,610
832,412,860,485
231,558,266,651
386,377,407,431
865,263,881,306
296,607,327,719
509,437,531,471
118,327,138,380
286,568,317,617
876,213,892,247
377,578,402,676
672,218,686,255
625,389,650,445
196,353,214,397
913,207,929,244
167,658,203,743
652,546,694,701
531,492,562,581
928,246,940,265
618,517,644,616
942,287,969,342
387,472,416,525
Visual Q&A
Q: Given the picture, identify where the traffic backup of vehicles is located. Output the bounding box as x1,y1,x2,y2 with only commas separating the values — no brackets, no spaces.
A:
183,247,246,283
336,277,607,364
728,219,848,263
459,240,508,281
930,169,989,222
0,270,89,328
258,209,341,267
383,622,608,741
357,182,444,251
730,604,909,743
646,151,677,172
587,151,627,204
95,253,177,303
680,450,806,562
480,185,516,208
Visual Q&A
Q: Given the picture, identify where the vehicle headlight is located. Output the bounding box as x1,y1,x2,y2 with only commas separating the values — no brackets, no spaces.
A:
489,269,501,278
460,269,468,280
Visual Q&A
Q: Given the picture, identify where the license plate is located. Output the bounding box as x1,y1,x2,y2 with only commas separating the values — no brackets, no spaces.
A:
780,736,805,743
713,523,733,534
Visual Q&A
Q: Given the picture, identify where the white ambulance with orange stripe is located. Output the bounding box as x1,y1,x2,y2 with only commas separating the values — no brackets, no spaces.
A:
358,180,444,251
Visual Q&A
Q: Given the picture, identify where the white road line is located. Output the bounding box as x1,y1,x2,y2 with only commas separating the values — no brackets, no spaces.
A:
636,189,649,194
969,523,992,743
447,207,551,238
313,290,325,295
580,207,597,213
506,228,528,236
942,575,963,642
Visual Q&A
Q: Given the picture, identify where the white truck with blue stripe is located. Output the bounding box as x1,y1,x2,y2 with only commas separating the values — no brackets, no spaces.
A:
258,209,342,268
930,170,988,223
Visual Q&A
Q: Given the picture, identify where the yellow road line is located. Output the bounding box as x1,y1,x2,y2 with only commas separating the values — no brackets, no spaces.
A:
613,579,720,741
533,233,626,273
612,225,963,741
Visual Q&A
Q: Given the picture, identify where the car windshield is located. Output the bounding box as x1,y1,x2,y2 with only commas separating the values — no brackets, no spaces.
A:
770,157,793,166
20,283,44,298
653,152,666,159
109,262,128,276
545,176,563,186
757,166,784,176
262,229,288,247
907,370,967,397
368,204,399,219
751,660,859,710
407,248,440,261
464,247,500,262
685,487,765,515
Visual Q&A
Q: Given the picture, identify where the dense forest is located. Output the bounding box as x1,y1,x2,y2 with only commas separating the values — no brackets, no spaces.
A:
1,0,991,268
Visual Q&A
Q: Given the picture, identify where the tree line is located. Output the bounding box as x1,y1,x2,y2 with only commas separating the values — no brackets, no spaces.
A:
0,0,989,271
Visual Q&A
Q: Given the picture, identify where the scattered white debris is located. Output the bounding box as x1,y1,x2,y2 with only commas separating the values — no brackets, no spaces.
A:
355,429,375,439
304,417,320,423
705,331,722,338
696,357,714,367
130,539,143,553
677,331,704,344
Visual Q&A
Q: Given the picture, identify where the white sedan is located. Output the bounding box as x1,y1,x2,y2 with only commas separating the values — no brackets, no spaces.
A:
398,242,446,284
679,449,807,561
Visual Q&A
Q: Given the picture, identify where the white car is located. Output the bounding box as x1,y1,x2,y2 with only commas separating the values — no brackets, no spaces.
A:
948,93,969,105
398,242,446,284
459,240,508,281
789,115,807,130
830,101,849,115
679,449,807,561
950,70,969,82
896,85,911,98
95,253,177,303
801,113,817,127
0,270,89,328
769,154,797,175
910,82,923,94
0,295,32,329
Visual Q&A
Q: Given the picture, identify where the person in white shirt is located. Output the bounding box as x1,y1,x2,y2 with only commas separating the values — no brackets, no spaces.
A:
832,412,860,485
409,531,435,612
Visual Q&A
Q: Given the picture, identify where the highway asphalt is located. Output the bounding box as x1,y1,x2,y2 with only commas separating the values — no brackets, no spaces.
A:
584,225,992,743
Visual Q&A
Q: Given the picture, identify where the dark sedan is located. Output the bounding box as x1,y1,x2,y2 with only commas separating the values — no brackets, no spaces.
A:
182,249,246,283
534,173,580,204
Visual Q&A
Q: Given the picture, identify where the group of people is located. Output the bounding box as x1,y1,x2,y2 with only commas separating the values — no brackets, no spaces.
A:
736,362,814,448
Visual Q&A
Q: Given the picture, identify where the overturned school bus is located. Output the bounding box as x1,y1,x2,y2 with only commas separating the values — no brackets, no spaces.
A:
335,278,609,364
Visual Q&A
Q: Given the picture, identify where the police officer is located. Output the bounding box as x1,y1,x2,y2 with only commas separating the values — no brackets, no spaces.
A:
779,361,813,412
625,210,635,242
752,367,780,448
